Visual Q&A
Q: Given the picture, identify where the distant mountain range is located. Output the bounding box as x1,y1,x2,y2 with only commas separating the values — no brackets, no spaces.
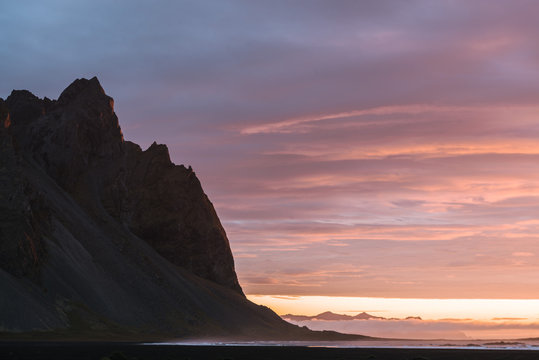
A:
282,311,422,322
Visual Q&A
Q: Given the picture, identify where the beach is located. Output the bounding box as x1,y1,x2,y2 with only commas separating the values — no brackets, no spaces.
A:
3,342,539,360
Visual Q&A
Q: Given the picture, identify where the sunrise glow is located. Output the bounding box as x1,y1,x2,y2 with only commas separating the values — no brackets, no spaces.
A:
5,0,539,343
248,295,539,321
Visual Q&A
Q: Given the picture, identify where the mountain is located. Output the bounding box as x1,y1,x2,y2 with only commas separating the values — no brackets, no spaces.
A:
282,312,356,322
0,77,364,340
315,311,354,321
353,312,386,320
282,311,421,322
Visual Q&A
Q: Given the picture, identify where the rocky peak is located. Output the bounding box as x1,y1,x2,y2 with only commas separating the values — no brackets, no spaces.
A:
5,90,44,126
57,76,109,107
57,77,121,142
3,77,244,295
7,89,40,105
0,78,338,340
146,141,172,163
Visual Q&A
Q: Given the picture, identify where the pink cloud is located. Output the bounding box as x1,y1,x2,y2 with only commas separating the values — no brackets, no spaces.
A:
6,1,539,301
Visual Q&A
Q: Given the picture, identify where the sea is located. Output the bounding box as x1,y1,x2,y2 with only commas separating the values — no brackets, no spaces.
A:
144,339,539,351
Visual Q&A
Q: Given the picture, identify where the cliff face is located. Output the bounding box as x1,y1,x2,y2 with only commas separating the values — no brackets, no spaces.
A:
0,98,48,282
3,77,241,295
0,78,296,337
112,141,242,293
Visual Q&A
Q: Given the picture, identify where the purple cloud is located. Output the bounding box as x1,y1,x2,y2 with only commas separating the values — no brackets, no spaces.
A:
3,1,539,299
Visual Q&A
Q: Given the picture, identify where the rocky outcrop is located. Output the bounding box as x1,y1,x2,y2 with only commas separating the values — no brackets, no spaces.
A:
0,99,48,281
3,77,241,294
0,78,308,337
109,141,243,293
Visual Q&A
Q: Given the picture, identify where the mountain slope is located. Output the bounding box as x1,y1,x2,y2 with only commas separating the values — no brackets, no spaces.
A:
0,78,356,340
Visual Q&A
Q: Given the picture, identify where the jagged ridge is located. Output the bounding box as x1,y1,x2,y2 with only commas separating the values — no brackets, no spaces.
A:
0,78,327,339
4,77,241,294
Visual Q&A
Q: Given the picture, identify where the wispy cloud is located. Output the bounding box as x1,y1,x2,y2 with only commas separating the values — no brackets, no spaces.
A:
240,105,471,134
4,1,539,301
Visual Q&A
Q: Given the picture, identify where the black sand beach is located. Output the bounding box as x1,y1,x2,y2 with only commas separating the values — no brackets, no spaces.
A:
2,342,539,360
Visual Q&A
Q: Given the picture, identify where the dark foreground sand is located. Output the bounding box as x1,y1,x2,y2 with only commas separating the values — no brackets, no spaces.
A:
2,342,539,360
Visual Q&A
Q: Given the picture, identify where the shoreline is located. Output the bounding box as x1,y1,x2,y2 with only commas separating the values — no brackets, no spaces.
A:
3,342,539,360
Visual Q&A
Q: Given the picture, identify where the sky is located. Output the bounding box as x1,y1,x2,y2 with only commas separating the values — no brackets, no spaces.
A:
3,1,539,323
285,316,539,340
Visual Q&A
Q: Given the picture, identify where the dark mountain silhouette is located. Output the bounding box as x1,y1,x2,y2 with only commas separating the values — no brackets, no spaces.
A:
315,311,355,321
282,311,421,322
354,312,386,320
0,78,366,340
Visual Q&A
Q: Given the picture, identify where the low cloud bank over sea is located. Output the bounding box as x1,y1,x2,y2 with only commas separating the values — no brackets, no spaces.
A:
286,318,539,340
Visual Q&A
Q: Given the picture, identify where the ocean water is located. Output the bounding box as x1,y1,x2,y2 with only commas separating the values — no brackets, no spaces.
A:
144,339,539,350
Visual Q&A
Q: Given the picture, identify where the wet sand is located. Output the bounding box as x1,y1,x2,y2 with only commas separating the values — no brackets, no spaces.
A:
2,342,539,360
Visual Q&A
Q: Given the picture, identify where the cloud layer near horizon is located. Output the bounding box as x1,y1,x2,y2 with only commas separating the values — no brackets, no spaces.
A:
3,1,539,298
287,318,539,340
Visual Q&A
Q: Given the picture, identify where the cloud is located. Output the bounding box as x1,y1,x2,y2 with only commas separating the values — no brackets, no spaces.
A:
512,252,534,257
271,295,301,300
239,105,472,135
285,318,539,340
4,1,539,299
